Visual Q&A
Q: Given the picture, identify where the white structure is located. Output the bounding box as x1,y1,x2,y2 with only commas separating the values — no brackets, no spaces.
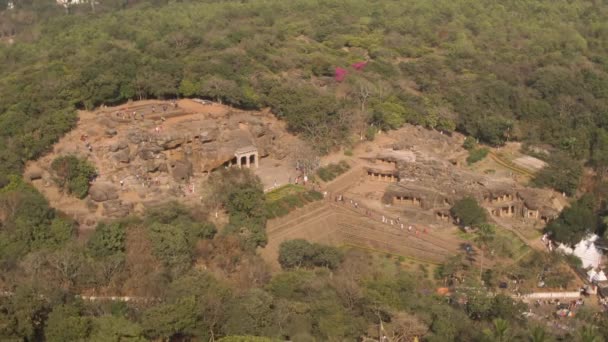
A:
587,269,607,283
234,146,258,169
56,0,87,7
557,234,604,269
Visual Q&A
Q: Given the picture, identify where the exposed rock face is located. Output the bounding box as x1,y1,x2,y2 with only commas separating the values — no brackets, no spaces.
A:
105,128,117,137
89,183,119,202
109,140,129,152
25,166,43,181
127,130,149,144
113,148,131,163
171,160,192,181
158,135,185,150
138,145,163,160
199,128,219,143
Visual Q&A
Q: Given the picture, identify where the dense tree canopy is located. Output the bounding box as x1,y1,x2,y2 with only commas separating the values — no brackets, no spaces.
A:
545,195,597,246
451,197,487,228
1,0,608,178
2,0,608,340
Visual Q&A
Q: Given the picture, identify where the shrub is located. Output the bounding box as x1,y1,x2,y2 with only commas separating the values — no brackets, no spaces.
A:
278,239,343,270
451,197,487,228
365,126,377,141
51,155,96,198
316,161,350,182
466,148,489,165
463,137,477,150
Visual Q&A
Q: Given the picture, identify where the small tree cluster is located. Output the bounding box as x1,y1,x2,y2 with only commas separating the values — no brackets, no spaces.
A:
278,239,343,270
545,195,596,246
450,197,487,228
51,155,96,199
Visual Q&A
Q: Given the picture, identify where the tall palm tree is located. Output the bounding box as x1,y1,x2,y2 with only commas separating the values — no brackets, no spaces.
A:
491,318,510,342
475,223,495,282
578,326,602,342
529,326,548,342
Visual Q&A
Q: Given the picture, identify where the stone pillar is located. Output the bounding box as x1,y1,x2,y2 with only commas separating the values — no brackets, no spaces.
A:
246,154,250,168
255,152,259,168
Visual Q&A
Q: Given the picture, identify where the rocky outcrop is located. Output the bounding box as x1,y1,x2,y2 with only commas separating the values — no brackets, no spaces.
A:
171,160,192,181
127,130,150,144
89,182,119,202
109,140,129,152
105,128,118,137
113,148,131,163
199,128,219,143
158,135,185,150
24,166,44,181
102,200,133,217
137,145,163,160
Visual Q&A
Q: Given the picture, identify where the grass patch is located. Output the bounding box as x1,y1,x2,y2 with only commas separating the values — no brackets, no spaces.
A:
466,147,489,165
265,184,323,219
458,227,530,260
317,160,350,182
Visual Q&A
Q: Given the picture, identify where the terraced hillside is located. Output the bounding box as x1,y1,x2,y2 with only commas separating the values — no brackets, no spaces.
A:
261,200,464,269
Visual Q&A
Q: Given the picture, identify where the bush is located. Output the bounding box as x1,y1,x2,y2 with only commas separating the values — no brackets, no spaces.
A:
87,222,126,258
451,197,487,228
316,161,350,182
264,189,323,219
50,155,96,198
463,137,477,150
533,152,582,196
466,148,489,165
365,126,377,141
278,239,343,270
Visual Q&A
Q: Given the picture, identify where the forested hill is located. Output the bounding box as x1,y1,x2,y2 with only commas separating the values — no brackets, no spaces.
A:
1,0,608,177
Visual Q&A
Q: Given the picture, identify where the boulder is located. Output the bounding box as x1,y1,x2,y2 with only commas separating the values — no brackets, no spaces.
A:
89,183,119,202
113,148,131,163
105,128,118,137
127,130,149,144
102,200,133,218
109,140,129,152
138,145,163,160
25,166,44,181
159,135,185,150
144,160,167,173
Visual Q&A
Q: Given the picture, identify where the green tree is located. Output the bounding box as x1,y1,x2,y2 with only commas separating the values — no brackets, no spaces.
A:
533,152,582,196
451,197,487,228
591,128,608,178
475,223,495,283
50,155,96,198
278,239,343,270
528,326,550,342
45,304,90,342
0,287,48,341
87,222,126,258
545,195,596,246
141,297,198,340
89,316,145,342
147,222,192,272
577,326,603,342
484,318,510,342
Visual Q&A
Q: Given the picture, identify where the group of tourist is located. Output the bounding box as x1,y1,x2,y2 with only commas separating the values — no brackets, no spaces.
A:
112,101,177,122
333,194,429,236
